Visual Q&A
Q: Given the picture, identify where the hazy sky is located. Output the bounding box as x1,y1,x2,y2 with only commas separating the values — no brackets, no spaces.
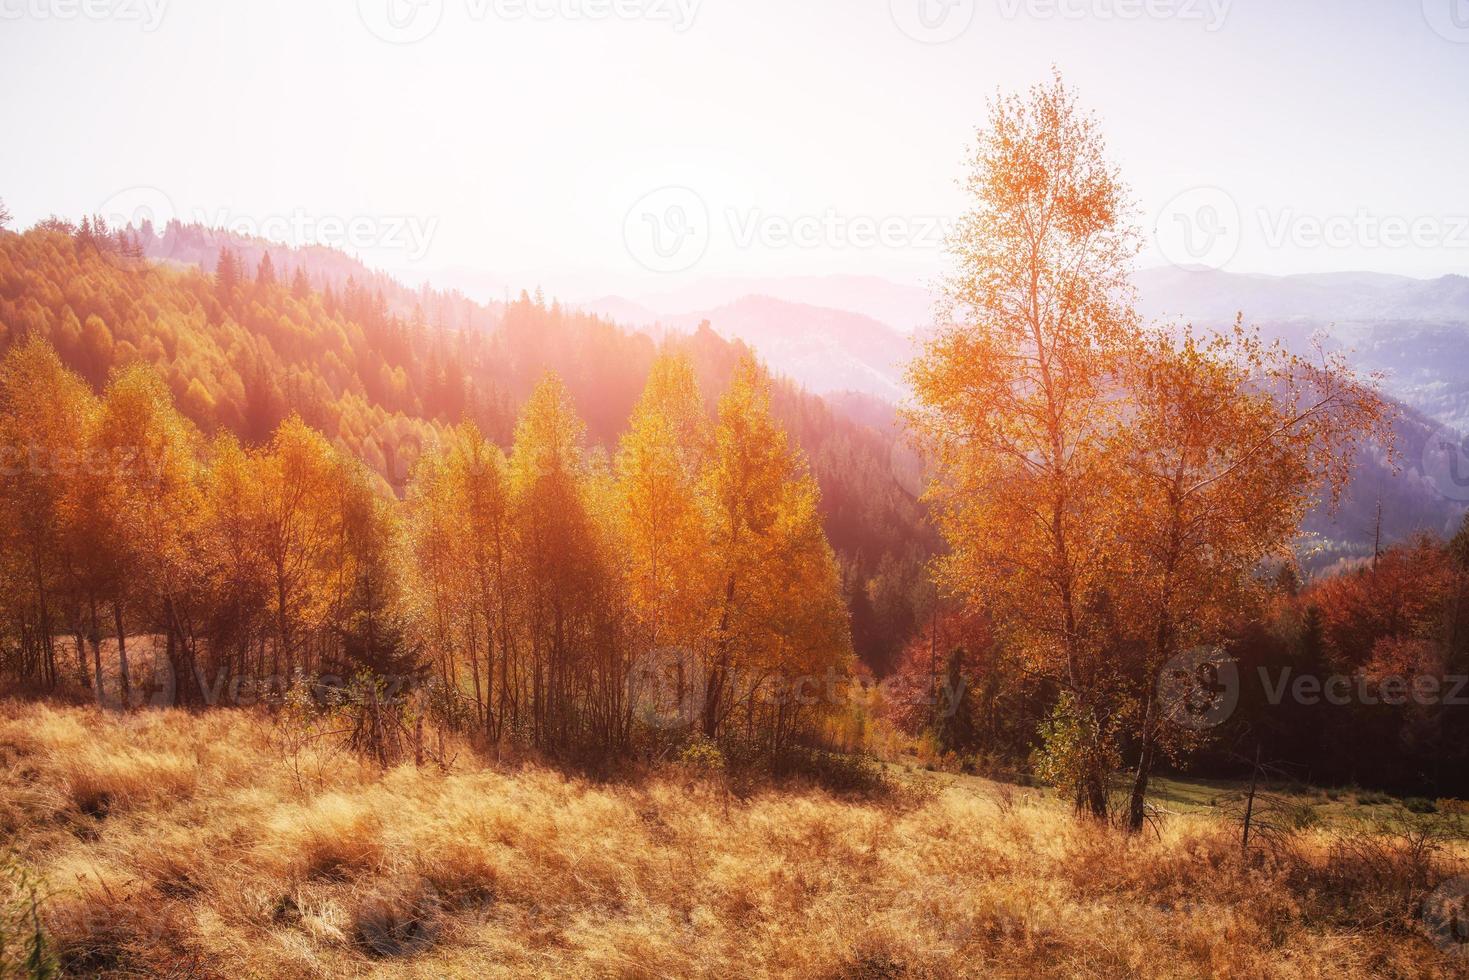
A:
3,0,1468,301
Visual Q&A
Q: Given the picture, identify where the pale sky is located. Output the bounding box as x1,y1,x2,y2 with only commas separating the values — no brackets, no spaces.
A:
3,0,1468,302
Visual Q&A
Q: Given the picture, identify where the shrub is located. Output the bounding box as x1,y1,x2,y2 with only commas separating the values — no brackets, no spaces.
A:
1404,797,1438,815
1032,693,1117,814
676,737,725,777
773,747,889,797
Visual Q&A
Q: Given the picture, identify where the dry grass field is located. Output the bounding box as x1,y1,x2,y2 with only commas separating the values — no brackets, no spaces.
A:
1,703,1466,978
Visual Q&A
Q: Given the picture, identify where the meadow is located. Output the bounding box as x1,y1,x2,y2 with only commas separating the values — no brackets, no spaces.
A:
2,703,1466,978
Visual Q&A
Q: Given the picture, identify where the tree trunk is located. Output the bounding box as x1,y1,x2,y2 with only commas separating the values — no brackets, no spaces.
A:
114,602,131,707
1125,686,1159,833
1241,744,1261,852
1126,736,1154,833
89,598,105,706
74,625,89,690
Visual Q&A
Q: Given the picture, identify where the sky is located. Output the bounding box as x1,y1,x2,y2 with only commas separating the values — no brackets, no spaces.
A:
2,0,1468,302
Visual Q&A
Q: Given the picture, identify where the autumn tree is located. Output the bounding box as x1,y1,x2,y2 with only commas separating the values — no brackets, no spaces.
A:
617,352,711,730
198,432,270,700
253,416,346,684
510,374,617,750
60,395,125,704
1113,325,1392,832
700,356,851,749
406,422,518,738
0,340,97,690
92,365,208,705
909,72,1138,818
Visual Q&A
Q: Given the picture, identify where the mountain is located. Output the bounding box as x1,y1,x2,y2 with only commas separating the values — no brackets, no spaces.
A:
1135,267,1469,324
583,295,918,401
133,219,497,335
0,220,935,674
598,275,939,335
593,267,1469,570
1131,266,1469,568
1134,267,1469,432
1302,404,1467,572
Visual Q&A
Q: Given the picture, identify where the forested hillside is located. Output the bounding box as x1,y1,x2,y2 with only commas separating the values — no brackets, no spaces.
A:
0,221,932,672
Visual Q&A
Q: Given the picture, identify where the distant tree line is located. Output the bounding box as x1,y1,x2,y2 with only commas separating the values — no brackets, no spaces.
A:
0,331,852,759
0,220,931,675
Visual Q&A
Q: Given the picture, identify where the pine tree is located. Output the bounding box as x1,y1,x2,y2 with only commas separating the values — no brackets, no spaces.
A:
290,266,310,300
255,252,277,289
214,247,240,307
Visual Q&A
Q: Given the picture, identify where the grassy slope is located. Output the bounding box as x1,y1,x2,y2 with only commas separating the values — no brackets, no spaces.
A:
1,705,1465,978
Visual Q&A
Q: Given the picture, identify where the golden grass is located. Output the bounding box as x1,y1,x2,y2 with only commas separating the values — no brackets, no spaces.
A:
1,702,1464,978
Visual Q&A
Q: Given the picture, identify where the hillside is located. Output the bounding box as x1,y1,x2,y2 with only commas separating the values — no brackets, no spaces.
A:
0,223,933,673
2,703,1463,978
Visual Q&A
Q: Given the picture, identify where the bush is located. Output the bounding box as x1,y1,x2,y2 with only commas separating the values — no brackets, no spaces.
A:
676,737,725,778
1288,803,1322,831
1032,693,1117,815
1403,797,1438,815
773,747,889,797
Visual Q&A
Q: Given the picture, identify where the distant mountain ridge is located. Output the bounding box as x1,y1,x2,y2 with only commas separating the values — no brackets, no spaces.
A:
1134,266,1469,434
580,294,917,401
1135,267,1469,325
74,220,1469,572
599,275,938,334
584,266,1469,570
